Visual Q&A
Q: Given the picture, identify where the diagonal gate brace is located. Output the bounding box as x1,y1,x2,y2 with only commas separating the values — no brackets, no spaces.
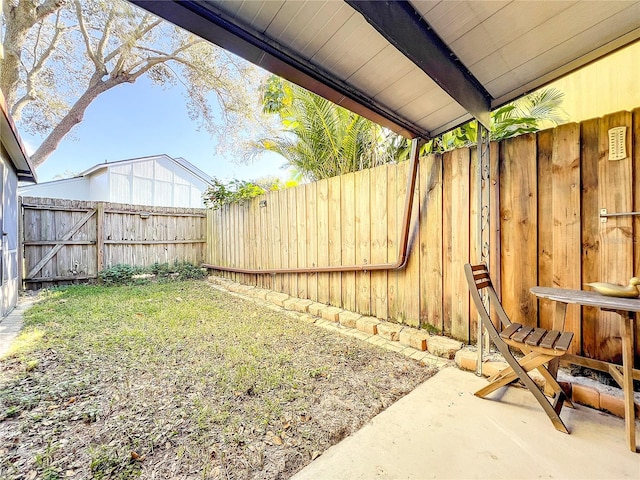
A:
26,208,97,279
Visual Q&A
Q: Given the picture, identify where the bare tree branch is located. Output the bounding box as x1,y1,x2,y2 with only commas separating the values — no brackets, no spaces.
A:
96,8,116,60
11,10,67,120
103,15,162,64
133,40,203,58
73,0,101,71
126,40,202,75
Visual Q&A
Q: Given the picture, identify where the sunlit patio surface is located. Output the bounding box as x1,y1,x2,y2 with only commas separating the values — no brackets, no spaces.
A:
293,367,639,479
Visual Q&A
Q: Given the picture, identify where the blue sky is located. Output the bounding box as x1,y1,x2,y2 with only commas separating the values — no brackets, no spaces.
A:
21,75,289,184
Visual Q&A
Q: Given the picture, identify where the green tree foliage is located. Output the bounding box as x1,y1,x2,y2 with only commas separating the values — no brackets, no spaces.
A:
256,75,402,182
202,177,297,210
1,0,270,167
257,76,567,178
424,87,568,154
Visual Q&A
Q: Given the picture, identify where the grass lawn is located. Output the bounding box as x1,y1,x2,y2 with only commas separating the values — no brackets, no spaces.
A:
0,280,436,479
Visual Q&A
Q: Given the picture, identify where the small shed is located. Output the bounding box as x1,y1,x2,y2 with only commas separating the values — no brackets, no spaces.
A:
1,92,36,316
19,154,213,208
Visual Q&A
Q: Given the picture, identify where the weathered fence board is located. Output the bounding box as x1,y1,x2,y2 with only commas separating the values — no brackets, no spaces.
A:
306,182,318,302
328,176,342,306
450,147,471,340
206,109,640,364
419,153,443,332
386,165,399,321
634,109,640,364
442,151,453,336
580,116,602,359
597,111,635,363
370,164,388,319
500,134,538,328
341,172,356,312
22,197,206,288
552,123,582,354
537,129,555,331
355,169,371,315
469,147,480,342
295,185,307,297
317,179,330,305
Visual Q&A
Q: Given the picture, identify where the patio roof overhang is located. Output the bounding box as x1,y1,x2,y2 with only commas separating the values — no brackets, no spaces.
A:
129,0,640,140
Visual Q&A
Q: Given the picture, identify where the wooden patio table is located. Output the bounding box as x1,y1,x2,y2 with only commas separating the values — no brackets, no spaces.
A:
530,286,640,453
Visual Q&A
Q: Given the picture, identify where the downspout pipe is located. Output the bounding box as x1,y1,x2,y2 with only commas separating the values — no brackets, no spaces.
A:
203,137,424,275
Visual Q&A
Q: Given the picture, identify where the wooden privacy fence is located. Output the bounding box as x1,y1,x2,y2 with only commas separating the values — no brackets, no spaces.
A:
21,197,206,288
207,109,640,365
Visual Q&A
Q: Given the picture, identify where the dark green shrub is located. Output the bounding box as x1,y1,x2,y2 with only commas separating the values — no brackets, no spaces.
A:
149,262,171,276
98,264,136,285
97,262,206,285
174,262,207,280
98,264,141,285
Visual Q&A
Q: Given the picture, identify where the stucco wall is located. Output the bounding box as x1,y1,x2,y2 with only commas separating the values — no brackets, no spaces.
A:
546,41,640,123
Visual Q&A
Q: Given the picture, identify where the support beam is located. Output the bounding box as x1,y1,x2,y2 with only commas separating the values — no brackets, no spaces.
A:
346,1,492,129
476,123,491,375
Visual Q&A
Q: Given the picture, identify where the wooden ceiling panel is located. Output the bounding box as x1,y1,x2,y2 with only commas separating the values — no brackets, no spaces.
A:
286,2,354,58
478,2,640,96
487,27,640,100
417,102,469,133
312,18,389,79
264,2,311,41
346,45,416,98
419,0,509,44
373,69,441,112
215,0,284,33
397,87,455,120
449,1,575,68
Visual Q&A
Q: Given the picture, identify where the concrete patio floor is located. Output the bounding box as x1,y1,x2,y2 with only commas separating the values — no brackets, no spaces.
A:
293,366,639,480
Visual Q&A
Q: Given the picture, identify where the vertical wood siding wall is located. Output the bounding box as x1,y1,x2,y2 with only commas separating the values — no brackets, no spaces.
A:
206,109,640,364
22,197,206,288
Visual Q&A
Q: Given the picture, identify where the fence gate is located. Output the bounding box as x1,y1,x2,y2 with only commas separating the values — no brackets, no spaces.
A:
20,196,207,289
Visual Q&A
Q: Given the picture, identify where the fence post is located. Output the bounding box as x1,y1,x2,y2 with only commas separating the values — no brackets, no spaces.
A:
96,202,105,273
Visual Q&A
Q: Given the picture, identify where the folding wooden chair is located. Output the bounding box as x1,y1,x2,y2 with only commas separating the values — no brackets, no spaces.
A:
464,263,574,434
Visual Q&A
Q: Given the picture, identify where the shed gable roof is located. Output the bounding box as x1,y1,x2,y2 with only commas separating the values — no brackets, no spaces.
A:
81,154,214,185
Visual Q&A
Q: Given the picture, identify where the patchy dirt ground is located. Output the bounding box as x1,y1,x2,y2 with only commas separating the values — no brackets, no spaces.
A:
0,281,437,479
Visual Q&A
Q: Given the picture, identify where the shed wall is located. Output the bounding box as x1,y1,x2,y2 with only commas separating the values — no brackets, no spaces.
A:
19,177,91,200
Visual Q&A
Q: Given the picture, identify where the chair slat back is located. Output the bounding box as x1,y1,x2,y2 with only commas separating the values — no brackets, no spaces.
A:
464,263,513,332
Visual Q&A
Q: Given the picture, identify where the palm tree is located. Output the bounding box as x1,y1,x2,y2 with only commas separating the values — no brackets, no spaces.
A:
428,87,568,153
256,76,399,181
257,76,567,175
